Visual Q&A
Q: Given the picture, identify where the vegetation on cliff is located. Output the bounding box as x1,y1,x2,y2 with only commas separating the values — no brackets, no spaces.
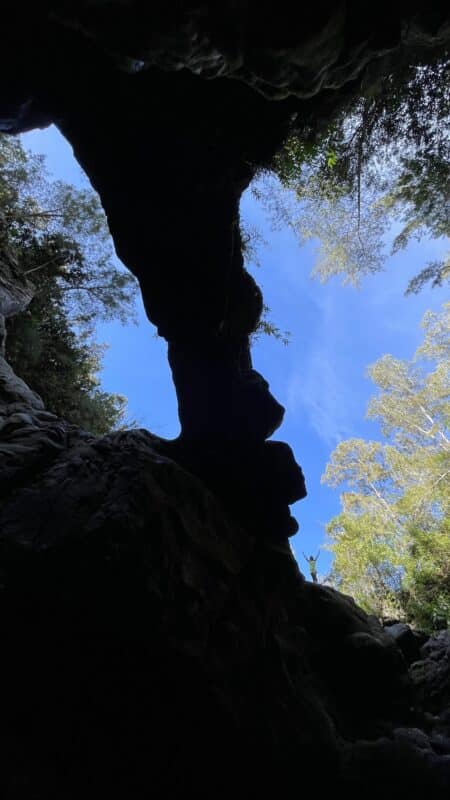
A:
0,135,137,434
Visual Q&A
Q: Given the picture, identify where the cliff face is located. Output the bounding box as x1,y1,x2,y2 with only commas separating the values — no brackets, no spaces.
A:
2,2,449,537
1,267,449,799
1,4,450,797
1,357,450,797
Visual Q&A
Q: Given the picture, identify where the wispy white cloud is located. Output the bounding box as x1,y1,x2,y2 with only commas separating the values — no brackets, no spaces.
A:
286,291,361,448
288,351,356,448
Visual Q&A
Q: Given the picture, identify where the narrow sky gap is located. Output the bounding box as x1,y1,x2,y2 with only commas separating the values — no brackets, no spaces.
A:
21,125,449,577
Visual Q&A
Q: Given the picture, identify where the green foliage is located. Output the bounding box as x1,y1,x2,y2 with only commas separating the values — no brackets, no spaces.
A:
6,238,128,434
406,256,450,296
1,135,137,434
240,222,290,345
253,304,290,346
0,134,138,329
260,54,450,292
322,304,450,630
403,519,450,630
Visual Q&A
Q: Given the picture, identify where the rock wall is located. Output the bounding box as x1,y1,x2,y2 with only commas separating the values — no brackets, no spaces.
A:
1,2,449,537
0,258,448,795
1,367,449,796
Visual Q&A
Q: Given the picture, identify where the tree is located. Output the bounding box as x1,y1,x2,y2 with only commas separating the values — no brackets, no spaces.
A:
241,222,290,344
5,229,129,434
255,53,450,292
0,134,138,329
322,303,450,629
1,134,138,434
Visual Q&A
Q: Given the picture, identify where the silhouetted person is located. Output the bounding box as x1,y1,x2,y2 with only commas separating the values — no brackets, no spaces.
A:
303,551,320,583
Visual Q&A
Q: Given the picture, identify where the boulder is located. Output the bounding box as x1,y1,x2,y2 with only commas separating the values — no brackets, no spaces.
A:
385,622,423,665
410,631,450,714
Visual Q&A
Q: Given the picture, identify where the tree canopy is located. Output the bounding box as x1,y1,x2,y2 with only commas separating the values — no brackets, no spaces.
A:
322,303,450,629
255,52,450,293
1,134,138,434
0,134,138,328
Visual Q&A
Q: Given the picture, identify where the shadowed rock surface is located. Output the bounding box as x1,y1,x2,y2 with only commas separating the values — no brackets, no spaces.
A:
2,2,449,536
1,362,450,796
1,3,450,797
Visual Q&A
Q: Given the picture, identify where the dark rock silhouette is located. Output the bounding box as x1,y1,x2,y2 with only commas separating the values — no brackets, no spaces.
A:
1,366,449,796
410,631,450,715
2,2,449,536
1,3,450,797
385,622,425,665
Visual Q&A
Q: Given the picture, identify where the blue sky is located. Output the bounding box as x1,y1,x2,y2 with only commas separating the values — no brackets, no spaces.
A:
22,125,448,579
